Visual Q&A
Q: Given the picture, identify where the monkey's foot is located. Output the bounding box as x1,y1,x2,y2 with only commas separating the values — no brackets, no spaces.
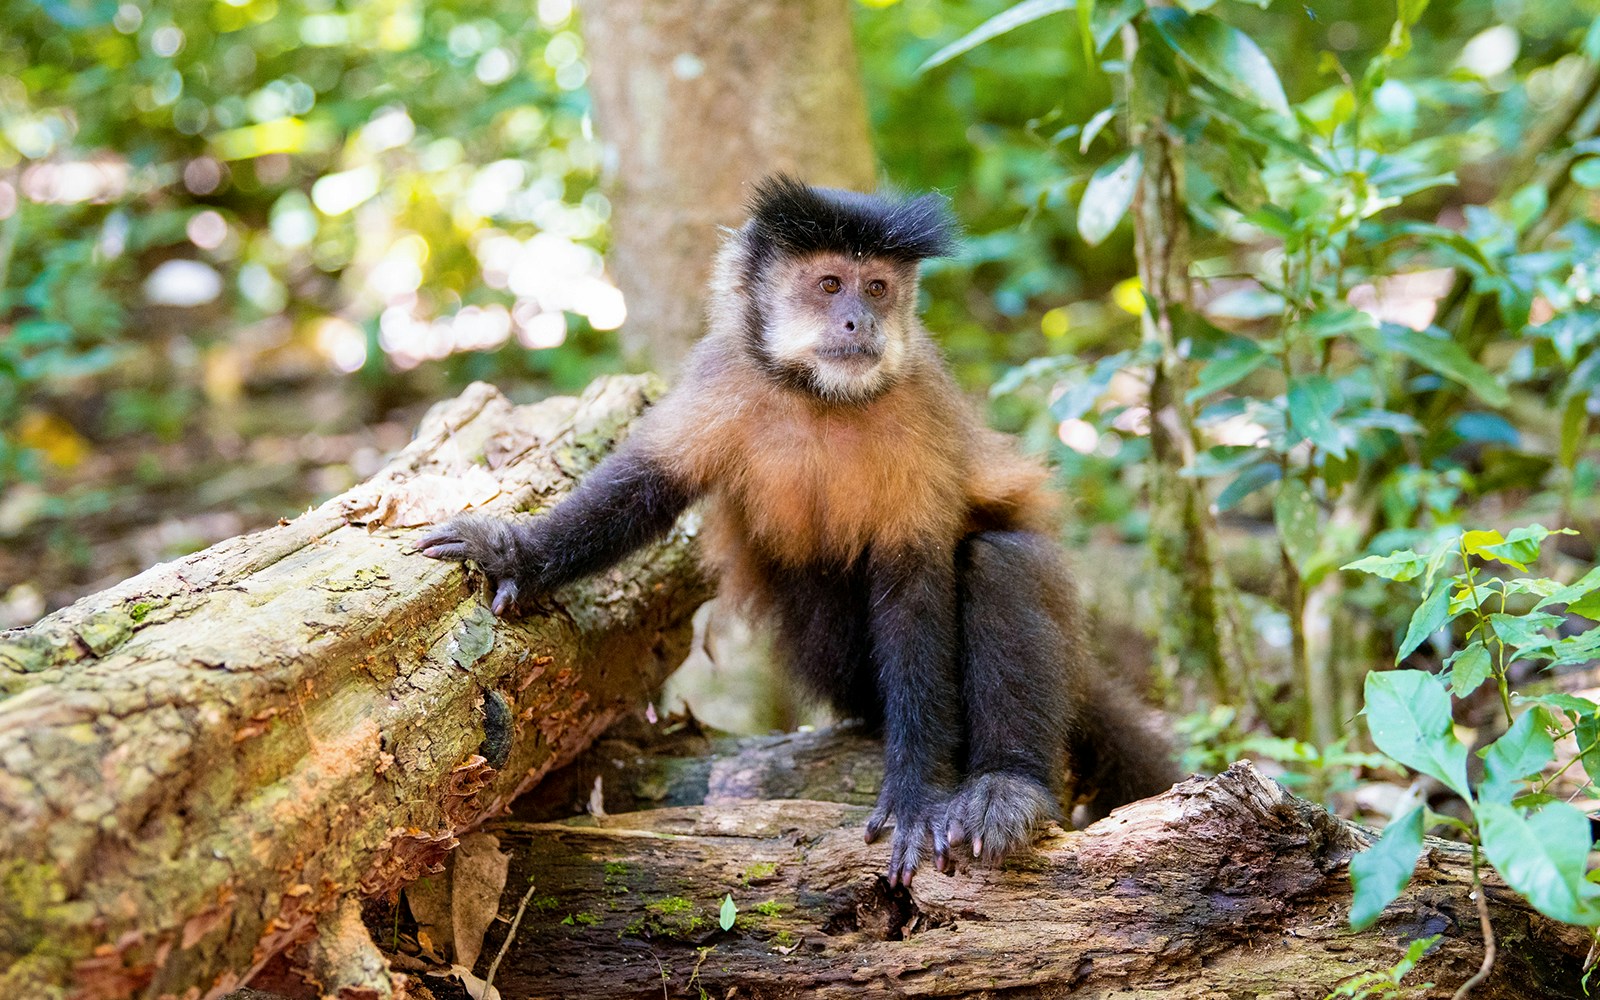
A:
413,515,524,615
946,772,1060,866
864,787,953,887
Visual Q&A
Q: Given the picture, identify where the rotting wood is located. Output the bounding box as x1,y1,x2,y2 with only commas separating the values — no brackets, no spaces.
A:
476,756,1586,999
0,376,714,1000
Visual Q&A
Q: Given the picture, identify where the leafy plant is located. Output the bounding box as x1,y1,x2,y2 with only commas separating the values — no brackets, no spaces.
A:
1346,526,1600,988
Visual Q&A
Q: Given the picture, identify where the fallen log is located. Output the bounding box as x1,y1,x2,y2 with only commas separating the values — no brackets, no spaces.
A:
475,749,1587,999
0,376,714,1000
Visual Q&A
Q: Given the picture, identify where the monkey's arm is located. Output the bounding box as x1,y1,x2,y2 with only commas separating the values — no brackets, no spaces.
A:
863,544,964,886
415,440,697,615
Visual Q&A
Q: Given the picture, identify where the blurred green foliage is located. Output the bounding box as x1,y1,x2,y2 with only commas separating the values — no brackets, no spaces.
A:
0,0,614,484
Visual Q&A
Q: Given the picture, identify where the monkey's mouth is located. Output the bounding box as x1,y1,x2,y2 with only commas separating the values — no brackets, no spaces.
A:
814,344,883,363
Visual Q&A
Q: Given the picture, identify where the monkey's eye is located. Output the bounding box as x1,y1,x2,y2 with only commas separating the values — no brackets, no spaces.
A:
819,276,842,294
866,280,887,298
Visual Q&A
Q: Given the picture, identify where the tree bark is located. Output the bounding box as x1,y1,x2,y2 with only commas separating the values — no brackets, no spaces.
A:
476,748,1586,999
0,376,714,1000
578,0,878,371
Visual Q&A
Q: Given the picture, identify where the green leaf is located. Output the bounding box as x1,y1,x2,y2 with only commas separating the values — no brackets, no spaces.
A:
1486,612,1565,658
1364,670,1471,799
1078,149,1143,247
1383,325,1509,407
1397,579,1454,663
1216,461,1281,511
919,0,1076,72
1478,708,1555,805
1341,549,1426,582
719,894,737,932
1479,801,1600,925
1446,643,1493,699
1079,106,1116,154
1349,804,1425,931
1573,159,1600,190
1478,525,1574,570
1533,568,1600,615
1576,713,1600,789
1461,529,1506,562
1146,9,1290,117
1077,0,1096,70
1287,375,1349,458
1274,478,1319,577
1186,346,1270,403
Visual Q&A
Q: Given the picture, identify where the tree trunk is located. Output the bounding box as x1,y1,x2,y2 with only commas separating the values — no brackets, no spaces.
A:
0,376,714,1000
476,750,1587,999
579,0,878,371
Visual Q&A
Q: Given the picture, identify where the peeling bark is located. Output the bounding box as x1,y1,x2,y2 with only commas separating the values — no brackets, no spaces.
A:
0,376,714,1000
479,753,1586,999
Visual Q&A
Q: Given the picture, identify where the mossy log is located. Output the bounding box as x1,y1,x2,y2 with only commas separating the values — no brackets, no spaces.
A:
0,376,714,1000
480,746,1588,999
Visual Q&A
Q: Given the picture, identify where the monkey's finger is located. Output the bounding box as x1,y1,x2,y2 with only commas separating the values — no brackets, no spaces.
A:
864,805,890,844
946,815,967,850
417,542,471,560
412,528,462,550
932,823,951,874
491,579,520,617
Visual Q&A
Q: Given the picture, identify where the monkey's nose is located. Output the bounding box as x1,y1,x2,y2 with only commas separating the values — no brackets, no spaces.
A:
842,315,876,334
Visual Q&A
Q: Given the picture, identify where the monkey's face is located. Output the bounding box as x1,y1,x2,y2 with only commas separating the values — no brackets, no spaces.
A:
757,252,915,402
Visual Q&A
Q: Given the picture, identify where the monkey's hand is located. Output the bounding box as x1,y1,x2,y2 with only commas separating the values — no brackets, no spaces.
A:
864,784,954,887
945,772,1060,866
414,514,538,616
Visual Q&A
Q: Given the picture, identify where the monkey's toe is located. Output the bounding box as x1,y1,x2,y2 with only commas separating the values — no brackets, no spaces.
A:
947,772,1059,865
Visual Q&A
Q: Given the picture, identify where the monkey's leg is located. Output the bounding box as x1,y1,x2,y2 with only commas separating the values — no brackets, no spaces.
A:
862,544,964,886
765,558,881,723
946,530,1073,865
415,441,696,614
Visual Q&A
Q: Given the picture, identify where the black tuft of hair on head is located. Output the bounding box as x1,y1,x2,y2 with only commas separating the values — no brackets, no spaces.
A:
744,174,959,266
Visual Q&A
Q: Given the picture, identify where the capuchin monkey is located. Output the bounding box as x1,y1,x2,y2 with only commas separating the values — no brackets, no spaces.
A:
416,175,1179,885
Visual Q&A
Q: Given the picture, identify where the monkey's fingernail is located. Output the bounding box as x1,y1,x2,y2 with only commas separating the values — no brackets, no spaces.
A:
971,837,983,858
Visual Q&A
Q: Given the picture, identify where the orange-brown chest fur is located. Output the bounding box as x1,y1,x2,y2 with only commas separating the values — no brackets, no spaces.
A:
643,343,1059,608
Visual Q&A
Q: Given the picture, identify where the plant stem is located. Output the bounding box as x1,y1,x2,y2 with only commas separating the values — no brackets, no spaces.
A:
1452,842,1497,1000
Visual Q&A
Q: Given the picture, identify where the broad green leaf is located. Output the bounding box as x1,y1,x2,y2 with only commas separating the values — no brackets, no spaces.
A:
719,894,737,932
1549,629,1600,667
1486,612,1564,657
1397,576,1454,664
1516,691,1600,717
1446,643,1492,698
1569,590,1600,621
1575,158,1600,190
1078,149,1143,247
1274,479,1320,577
1479,525,1574,570
1186,346,1270,403
1364,670,1471,799
1348,804,1425,931
1479,801,1600,926
918,0,1075,72
1461,529,1505,562
1341,550,1426,582
1286,375,1349,458
1577,713,1600,789
1542,566,1600,611
1478,708,1555,805
1383,325,1509,407
1216,461,1281,511
1146,9,1290,117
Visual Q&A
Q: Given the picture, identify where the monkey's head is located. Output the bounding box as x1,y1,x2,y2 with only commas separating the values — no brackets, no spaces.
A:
724,175,958,403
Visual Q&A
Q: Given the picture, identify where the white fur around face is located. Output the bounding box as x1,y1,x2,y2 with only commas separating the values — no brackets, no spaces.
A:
759,270,911,402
